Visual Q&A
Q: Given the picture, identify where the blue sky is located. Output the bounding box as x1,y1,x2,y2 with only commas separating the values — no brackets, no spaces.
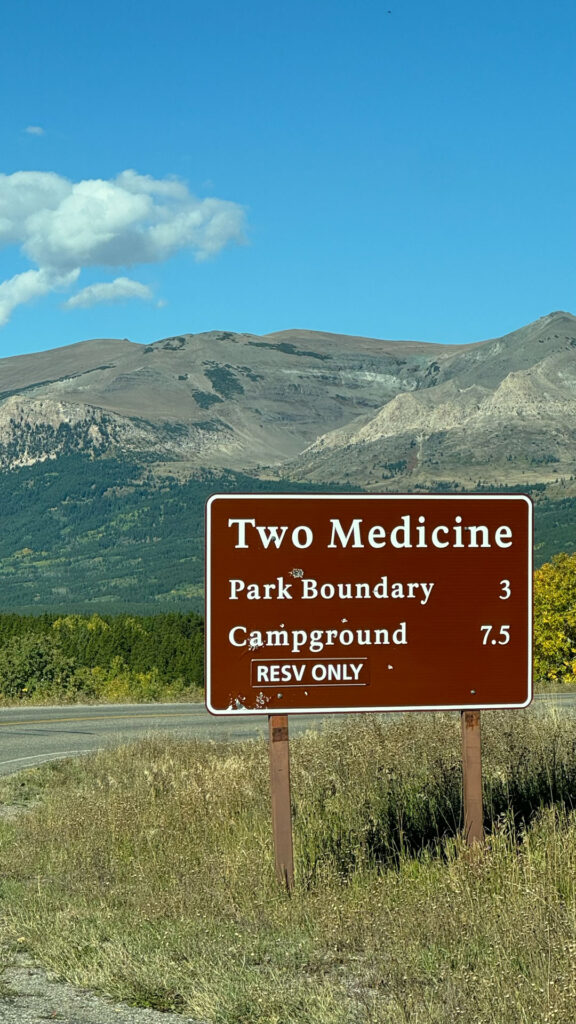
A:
0,0,574,356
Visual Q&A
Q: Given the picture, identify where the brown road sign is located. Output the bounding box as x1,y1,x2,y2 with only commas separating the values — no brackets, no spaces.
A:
205,493,532,715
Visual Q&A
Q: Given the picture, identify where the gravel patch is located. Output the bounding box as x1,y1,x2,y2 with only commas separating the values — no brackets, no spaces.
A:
0,804,39,822
0,950,208,1024
0,804,208,1023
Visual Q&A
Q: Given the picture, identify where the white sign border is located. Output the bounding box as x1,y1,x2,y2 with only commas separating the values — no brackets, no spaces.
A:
205,492,533,716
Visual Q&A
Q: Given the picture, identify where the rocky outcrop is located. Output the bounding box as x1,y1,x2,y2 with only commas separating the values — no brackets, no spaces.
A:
1,311,575,486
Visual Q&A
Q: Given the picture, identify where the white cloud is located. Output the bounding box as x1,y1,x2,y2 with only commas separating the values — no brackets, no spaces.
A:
0,169,246,325
0,268,79,327
0,172,69,247
25,126,45,136
63,277,154,310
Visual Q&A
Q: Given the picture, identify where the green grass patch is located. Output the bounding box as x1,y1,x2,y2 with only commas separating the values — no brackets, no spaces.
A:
1,711,576,1021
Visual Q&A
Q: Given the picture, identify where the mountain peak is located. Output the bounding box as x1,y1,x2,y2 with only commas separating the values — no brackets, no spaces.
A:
542,310,574,321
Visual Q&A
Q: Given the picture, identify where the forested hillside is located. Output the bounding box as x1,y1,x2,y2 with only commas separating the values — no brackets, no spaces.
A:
0,452,572,612
0,455,342,613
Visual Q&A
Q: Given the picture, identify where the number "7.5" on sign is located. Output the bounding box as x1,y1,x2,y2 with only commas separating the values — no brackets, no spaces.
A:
480,625,510,645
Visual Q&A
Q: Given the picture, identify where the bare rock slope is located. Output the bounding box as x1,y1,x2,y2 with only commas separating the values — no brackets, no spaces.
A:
293,312,576,487
0,312,575,488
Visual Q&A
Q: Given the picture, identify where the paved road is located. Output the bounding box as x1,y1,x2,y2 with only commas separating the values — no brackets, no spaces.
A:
0,694,573,777
0,702,344,776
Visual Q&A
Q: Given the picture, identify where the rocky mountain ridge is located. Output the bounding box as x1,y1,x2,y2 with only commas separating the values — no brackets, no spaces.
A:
0,311,575,489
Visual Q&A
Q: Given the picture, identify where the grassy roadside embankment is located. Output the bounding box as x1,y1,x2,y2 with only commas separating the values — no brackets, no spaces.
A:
1,709,576,1023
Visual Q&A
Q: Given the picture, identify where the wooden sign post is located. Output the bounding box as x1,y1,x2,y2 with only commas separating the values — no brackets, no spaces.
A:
268,714,294,890
461,709,483,844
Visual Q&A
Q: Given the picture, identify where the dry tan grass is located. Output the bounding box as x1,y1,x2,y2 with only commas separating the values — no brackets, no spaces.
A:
0,710,576,1021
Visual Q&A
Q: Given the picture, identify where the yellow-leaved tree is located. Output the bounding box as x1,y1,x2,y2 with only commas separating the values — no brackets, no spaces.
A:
534,552,576,687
